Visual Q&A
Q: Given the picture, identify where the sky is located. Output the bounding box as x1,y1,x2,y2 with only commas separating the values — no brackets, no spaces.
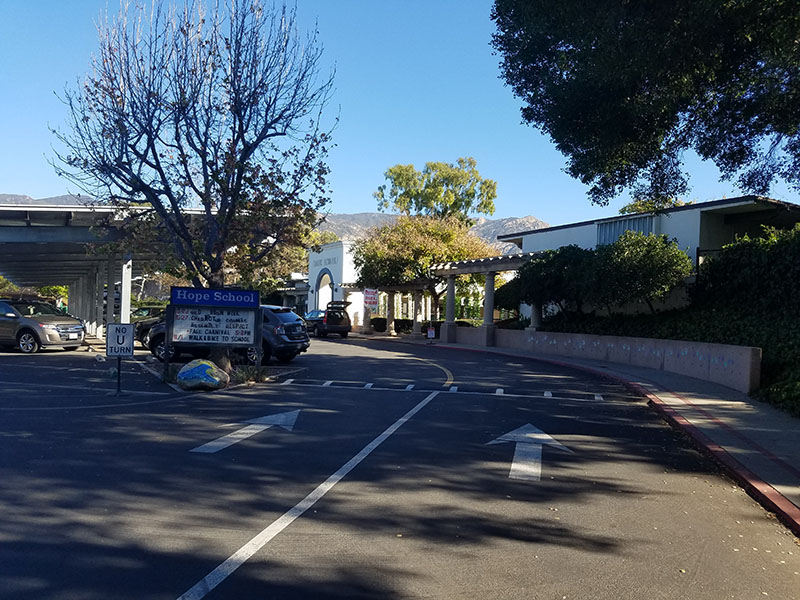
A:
1,0,798,228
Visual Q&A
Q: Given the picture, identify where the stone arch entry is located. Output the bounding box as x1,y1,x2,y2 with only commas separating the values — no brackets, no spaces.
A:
315,268,335,310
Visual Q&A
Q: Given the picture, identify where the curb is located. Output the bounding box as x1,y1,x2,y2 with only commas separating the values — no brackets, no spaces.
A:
364,336,800,538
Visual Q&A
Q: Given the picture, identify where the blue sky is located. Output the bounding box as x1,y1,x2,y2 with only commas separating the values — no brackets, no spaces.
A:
1,1,798,227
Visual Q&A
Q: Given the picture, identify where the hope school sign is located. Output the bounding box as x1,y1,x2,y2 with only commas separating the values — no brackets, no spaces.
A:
170,287,259,307
166,287,262,350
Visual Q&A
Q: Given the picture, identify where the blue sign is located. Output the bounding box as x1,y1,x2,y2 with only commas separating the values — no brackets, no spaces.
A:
170,287,260,308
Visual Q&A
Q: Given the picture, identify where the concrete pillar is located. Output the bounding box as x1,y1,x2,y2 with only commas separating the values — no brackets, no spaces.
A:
386,291,396,336
412,290,423,338
481,271,497,347
106,255,116,326
84,272,94,335
440,275,457,343
95,263,105,339
525,301,543,333
120,254,132,323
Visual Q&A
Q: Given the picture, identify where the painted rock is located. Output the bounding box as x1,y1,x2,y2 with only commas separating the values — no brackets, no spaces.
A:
177,359,230,391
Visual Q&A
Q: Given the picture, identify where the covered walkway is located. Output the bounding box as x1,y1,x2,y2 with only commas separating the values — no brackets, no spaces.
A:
0,197,160,338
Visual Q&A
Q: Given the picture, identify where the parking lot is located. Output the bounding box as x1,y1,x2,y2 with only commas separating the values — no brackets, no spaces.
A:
3,338,799,600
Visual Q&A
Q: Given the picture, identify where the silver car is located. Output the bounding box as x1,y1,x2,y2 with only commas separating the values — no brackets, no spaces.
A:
0,299,85,353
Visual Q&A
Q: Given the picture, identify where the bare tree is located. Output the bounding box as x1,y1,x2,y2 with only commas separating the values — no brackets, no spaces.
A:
53,0,334,290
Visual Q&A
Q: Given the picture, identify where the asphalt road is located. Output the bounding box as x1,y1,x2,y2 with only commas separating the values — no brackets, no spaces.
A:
1,339,798,599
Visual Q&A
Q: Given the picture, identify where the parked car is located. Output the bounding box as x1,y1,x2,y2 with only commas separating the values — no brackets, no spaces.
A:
147,304,310,364
0,298,85,353
131,306,165,347
304,301,352,338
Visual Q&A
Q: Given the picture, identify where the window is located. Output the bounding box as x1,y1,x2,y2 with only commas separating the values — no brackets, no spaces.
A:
596,215,654,246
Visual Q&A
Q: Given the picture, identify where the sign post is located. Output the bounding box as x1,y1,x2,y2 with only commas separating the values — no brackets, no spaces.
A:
106,323,135,395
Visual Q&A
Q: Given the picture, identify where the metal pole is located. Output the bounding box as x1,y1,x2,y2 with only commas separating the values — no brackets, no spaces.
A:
116,356,122,395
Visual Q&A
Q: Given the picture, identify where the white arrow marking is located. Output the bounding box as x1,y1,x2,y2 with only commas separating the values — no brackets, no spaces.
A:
487,424,573,481
190,410,300,454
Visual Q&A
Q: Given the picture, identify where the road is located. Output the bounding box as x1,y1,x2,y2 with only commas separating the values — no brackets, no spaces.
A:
1,339,798,599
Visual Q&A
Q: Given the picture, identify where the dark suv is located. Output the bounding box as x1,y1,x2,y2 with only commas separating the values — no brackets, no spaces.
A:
304,301,352,338
0,299,85,353
147,304,310,364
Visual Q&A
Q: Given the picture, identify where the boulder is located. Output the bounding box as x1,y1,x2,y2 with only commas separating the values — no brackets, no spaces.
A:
177,359,230,391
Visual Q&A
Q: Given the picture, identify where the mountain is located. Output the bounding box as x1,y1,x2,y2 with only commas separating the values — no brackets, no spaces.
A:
318,212,548,254
0,194,90,205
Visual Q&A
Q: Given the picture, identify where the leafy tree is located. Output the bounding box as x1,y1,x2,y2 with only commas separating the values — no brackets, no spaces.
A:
352,216,498,319
518,245,595,315
53,0,333,291
374,157,497,223
619,198,688,215
694,224,800,312
37,285,69,301
595,231,692,313
0,275,19,296
492,0,800,206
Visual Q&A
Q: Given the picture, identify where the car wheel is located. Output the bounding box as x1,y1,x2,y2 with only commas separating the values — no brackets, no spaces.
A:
319,330,327,338
150,335,176,362
246,343,271,365
275,352,296,364
340,332,348,338
17,331,40,354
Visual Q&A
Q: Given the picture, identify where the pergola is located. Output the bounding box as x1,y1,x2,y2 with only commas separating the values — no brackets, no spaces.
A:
431,253,541,345
0,199,162,338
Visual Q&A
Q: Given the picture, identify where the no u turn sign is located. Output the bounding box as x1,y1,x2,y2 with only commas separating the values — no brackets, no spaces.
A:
106,323,135,357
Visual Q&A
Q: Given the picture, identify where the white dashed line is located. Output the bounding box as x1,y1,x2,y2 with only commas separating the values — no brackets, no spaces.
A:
405,384,415,390
449,386,458,393
323,381,333,387
364,383,373,389
595,394,604,401
544,391,552,398
495,388,504,395
281,379,294,386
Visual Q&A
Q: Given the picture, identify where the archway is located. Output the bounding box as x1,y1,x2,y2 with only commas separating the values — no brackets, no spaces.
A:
315,268,334,310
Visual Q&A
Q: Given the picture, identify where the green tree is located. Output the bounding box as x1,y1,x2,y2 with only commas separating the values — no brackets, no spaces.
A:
0,275,19,296
518,246,595,315
374,157,497,223
619,198,688,215
37,285,69,301
352,216,498,318
595,231,692,313
492,1,800,206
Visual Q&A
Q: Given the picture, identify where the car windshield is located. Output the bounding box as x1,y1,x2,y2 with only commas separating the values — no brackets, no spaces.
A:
305,311,324,319
132,307,161,317
9,301,64,316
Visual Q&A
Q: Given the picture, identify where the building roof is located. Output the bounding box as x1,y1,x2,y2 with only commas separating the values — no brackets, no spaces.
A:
497,195,800,244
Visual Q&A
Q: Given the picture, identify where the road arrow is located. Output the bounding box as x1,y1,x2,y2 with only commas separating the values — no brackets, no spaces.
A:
487,423,573,481
190,410,300,454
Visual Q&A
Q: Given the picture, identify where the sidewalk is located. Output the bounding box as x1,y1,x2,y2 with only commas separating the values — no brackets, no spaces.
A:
357,331,800,537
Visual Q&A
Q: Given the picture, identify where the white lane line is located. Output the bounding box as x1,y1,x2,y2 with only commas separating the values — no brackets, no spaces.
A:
281,379,294,386
594,394,604,401
495,388,504,395
323,381,333,387
176,391,441,600
449,386,458,393
364,383,373,389
405,384,414,390
544,391,552,398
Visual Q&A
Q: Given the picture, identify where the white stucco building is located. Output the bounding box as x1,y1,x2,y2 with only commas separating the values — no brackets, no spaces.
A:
307,241,364,326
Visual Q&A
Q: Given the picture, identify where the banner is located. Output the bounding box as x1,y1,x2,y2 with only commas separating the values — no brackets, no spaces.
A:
363,288,379,310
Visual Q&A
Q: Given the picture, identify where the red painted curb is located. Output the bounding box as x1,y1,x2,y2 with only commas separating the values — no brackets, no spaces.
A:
372,338,800,537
